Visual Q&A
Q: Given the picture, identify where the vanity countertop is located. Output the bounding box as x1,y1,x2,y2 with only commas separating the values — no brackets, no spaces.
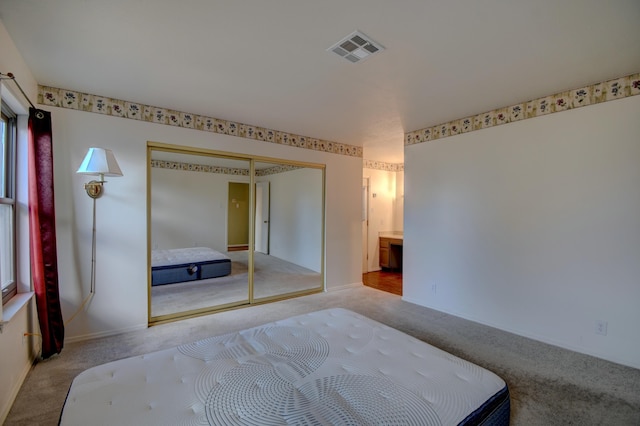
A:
379,231,403,240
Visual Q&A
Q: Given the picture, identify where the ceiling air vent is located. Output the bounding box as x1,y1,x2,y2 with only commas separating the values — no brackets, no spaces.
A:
328,30,384,64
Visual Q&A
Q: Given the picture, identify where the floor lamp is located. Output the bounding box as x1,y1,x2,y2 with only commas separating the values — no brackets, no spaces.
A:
75,147,123,299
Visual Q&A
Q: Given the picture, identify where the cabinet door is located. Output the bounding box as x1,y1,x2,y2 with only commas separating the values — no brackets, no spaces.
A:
379,247,389,268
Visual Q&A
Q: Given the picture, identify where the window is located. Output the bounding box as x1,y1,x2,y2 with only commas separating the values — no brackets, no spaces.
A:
1,102,17,305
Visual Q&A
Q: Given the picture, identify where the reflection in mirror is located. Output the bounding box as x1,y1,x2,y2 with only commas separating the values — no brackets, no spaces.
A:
148,145,325,323
253,162,324,301
149,149,251,320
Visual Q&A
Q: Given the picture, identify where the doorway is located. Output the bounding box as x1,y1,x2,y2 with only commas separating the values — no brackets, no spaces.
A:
361,171,404,296
227,182,250,251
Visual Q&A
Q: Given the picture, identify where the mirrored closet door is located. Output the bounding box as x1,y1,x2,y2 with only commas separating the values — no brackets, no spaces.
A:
147,143,324,324
252,161,324,301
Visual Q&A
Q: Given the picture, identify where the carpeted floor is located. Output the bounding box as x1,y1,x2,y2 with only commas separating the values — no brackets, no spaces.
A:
151,251,322,317
6,285,640,425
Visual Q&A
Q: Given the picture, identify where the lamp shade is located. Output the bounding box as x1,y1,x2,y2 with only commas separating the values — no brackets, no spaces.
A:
76,148,123,177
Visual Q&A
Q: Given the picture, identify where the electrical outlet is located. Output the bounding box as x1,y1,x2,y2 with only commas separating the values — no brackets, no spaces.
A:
431,283,437,294
594,320,608,336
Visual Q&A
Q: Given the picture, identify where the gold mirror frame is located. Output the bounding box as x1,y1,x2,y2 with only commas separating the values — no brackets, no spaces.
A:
147,141,326,325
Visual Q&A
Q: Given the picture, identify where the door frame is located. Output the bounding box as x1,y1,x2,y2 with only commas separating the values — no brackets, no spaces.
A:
362,177,369,273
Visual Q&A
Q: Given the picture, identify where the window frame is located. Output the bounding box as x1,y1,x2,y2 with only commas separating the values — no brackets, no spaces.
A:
1,102,17,305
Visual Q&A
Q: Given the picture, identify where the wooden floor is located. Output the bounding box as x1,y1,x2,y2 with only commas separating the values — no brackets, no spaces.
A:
362,270,403,295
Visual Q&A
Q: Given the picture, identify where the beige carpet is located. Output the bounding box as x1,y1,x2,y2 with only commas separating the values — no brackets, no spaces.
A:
151,251,322,317
6,286,640,425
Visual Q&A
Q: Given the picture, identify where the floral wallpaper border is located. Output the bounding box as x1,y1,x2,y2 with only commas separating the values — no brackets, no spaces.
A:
38,86,363,158
150,159,249,176
405,72,640,146
364,159,404,172
257,164,302,176
150,159,301,177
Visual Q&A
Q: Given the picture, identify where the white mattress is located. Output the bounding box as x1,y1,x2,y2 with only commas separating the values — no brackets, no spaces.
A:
151,247,230,267
60,308,507,425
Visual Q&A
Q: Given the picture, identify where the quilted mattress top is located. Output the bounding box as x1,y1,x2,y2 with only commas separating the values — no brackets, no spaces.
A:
60,308,506,425
151,247,230,267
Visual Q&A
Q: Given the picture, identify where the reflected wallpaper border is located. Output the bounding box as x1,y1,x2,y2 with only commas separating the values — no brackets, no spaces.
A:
150,159,301,176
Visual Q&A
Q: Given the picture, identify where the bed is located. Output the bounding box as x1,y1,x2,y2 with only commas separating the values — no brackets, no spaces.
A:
151,247,232,286
59,308,510,425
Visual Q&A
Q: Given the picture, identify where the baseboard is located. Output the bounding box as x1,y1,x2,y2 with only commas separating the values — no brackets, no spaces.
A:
327,282,362,292
64,323,148,344
0,351,36,424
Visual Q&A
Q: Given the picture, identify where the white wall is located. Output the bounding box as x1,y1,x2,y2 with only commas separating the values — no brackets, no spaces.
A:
363,168,403,272
394,170,404,231
48,107,362,341
268,167,323,272
151,166,249,251
0,20,40,423
152,164,323,273
404,95,640,369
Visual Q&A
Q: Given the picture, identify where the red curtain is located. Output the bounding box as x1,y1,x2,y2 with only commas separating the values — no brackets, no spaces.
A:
28,108,64,358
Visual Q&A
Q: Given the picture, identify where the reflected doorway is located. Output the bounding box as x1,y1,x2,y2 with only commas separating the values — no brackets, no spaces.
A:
227,182,249,251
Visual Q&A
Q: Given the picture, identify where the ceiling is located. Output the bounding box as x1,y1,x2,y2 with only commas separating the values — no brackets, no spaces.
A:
1,1,639,163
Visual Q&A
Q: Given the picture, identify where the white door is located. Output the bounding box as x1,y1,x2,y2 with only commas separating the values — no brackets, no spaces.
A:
255,181,270,254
